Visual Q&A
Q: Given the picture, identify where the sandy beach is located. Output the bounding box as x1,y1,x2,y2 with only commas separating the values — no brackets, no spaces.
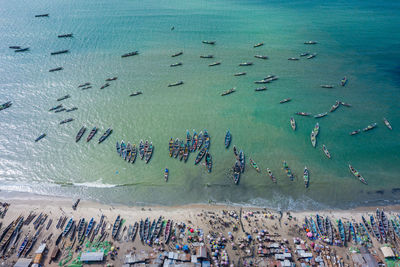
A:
1,193,399,266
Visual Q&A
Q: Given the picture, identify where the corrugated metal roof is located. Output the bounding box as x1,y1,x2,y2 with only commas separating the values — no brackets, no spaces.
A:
14,258,32,267
80,251,104,262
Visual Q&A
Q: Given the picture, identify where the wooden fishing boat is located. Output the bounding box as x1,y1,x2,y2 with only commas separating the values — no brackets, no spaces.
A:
300,52,309,57
340,101,352,107
349,164,367,185
121,51,139,57
35,133,46,142
254,55,268,59
209,62,221,66
310,131,316,148
57,94,70,101
200,55,214,58
305,47,317,56
330,101,340,112
195,146,207,165
54,107,66,113
168,138,174,157
381,118,392,130
254,79,269,84
49,104,62,111
85,218,94,237
183,144,189,162
313,123,320,136
267,168,276,183
105,77,117,82
280,98,291,104
321,84,334,88
98,128,112,143
250,158,260,172
283,161,294,181
254,42,264,48
145,142,153,163
164,219,173,244
338,219,346,245
173,138,180,158
125,143,132,161
239,62,253,66
191,131,198,152
255,86,267,91
341,77,347,86
78,82,90,88
86,127,98,142
233,161,241,184
290,117,296,131
100,83,110,89
197,131,204,150
35,14,49,17
171,51,183,57
202,130,209,149
9,46,21,49
202,40,215,45
314,112,327,118
362,123,377,132
225,130,231,148
116,141,121,155
75,126,86,142
76,218,85,242
288,57,299,61
66,107,78,112
303,166,309,188
234,72,246,76
381,210,389,234
221,87,235,96
62,218,73,236
58,33,73,38
205,152,212,173
170,62,182,67
17,235,29,257
120,141,126,158
168,81,184,87
51,49,69,55
129,91,142,96
304,41,317,44
233,145,238,158
350,129,360,136
139,140,144,160
370,215,381,241
322,145,331,159
179,141,185,160
238,150,245,173
164,168,169,182
295,112,311,116
60,118,73,124
112,215,121,239
130,221,138,242
49,67,63,72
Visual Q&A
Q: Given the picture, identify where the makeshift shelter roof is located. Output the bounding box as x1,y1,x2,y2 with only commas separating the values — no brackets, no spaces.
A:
80,251,104,262
14,258,32,267
35,243,46,254
381,247,395,258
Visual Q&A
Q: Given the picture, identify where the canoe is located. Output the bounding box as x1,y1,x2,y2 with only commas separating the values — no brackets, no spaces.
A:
250,158,260,172
202,40,215,45
49,67,63,72
200,55,214,58
225,130,231,148
98,128,112,143
205,152,212,173
254,55,268,59
66,107,78,112
112,215,121,239
131,222,139,242
57,94,70,101
283,161,294,181
303,166,309,188
139,140,144,159
164,168,169,182
116,141,120,155
51,50,69,55
179,141,185,160
35,14,49,17
173,138,180,158
170,62,182,67
233,145,238,158
238,150,245,173
78,82,90,88
85,218,94,237
320,84,333,88
384,118,393,130
255,86,267,91
209,62,221,66
58,33,73,38
304,41,317,44
348,164,367,185
362,123,377,132
62,218,73,236
349,129,360,136
9,46,21,49
54,108,66,113
121,51,138,57
171,51,183,57
191,131,198,152
183,144,189,162
340,101,352,107
203,130,210,149
130,144,137,163
313,123,320,136
341,77,347,86
60,118,73,124
120,141,126,157
145,142,153,163
164,220,173,244
75,126,86,142
280,98,291,104
15,48,29,52
330,101,340,112
267,168,276,183
307,53,317,59
288,57,299,61
290,117,296,131
314,112,327,118
322,145,331,159
233,161,241,184
168,81,184,87
300,52,309,57
197,131,204,150
296,112,311,116
129,91,142,96
195,146,207,165
221,88,235,96
100,83,110,89
49,104,62,111
234,72,246,76
239,62,253,66
35,133,46,142
186,130,191,147
254,42,264,48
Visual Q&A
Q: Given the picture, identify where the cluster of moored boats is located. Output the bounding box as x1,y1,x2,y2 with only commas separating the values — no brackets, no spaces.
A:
116,139,154,164
303,208,400,247
74,126,113,143
168,130,212,173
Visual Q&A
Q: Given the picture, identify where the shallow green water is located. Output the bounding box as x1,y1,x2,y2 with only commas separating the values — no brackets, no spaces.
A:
0,0,399,210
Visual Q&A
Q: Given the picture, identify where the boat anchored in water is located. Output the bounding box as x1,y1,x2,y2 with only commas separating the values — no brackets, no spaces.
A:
349,164,367,185
383,118,392,130
168,81,184,87
221,88,236,96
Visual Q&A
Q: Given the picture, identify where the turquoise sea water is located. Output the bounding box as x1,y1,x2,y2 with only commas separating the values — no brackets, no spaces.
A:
0,0,399,210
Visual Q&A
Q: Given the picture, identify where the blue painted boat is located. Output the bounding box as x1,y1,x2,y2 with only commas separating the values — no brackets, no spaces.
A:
225,130,231,148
